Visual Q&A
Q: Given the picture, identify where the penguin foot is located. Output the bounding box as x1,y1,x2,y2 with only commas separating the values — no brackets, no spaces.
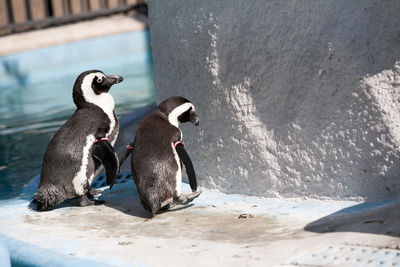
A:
87,188,102,199
173,190,202,205
160,198,174,210
78,195,96,207
159,201,176,211
90,188,103,196
167,202,177,210
84,189,106,206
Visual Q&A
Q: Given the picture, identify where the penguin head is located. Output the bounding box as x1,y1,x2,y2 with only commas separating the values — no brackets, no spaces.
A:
73,70,123,109
159,96,200,128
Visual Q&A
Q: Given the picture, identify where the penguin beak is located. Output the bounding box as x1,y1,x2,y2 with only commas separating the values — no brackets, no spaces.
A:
94,74,124,94
191,113,200,126
104,75,123,86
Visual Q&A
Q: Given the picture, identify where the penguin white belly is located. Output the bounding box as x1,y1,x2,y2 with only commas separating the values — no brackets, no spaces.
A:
171,143,182,196
72,135,96,196
109,128,118,146
105,113,116,139
84,88,117,142
105,111,118,146
111,137,117,146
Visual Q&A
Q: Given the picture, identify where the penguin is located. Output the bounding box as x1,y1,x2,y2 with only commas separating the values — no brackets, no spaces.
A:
127,96,201,215
32,70,123,211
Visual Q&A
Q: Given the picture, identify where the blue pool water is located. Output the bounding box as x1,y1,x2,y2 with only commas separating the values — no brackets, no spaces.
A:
0,30,155,200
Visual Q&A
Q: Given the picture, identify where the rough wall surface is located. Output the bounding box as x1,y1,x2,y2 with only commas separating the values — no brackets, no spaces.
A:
149,0,400,201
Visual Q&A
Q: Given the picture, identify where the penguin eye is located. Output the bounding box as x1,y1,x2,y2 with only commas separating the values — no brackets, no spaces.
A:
190,109,194,115
97,77,103,83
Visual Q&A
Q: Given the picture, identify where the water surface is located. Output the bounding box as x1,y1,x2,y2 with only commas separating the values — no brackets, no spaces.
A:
0,30,155,199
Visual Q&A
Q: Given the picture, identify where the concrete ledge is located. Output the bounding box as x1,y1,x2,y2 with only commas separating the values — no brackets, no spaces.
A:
0,241,10,267
0,234,111,267
0,171,398,266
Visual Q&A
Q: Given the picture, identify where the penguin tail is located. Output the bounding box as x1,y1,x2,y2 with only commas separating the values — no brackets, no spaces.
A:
31,185,64,211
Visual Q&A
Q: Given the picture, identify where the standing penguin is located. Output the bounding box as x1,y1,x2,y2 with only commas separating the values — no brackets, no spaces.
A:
127,96,201,215
32,70,123,211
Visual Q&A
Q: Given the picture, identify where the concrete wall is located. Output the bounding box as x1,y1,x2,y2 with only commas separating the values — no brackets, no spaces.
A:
148,0,400,201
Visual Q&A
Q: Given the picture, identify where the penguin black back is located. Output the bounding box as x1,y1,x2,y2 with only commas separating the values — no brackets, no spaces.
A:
32,70,123,211
130,96,201,215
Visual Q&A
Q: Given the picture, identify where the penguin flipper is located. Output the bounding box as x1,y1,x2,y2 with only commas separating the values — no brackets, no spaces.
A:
92,140,119,189
118,143,133,169
175,143,197,192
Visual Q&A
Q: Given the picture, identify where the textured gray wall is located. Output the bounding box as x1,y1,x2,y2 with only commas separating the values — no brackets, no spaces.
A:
149,0,400,201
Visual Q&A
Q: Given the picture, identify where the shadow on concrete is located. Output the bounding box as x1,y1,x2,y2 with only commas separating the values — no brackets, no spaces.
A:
102,189,195,220
104,199,153,219
305,199,400,237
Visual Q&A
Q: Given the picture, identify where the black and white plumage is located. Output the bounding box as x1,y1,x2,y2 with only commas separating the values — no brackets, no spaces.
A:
32,70,123,211
129,96,201,215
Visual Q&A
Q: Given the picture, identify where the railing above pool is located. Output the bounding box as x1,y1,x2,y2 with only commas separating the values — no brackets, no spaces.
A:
0,0,147,36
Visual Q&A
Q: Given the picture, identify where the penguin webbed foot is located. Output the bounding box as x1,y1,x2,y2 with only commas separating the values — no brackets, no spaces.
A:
88,188,102,198
173,190,202,205
167,202,177,210
78,194,105,207
85,190,105,205
159,199,176,211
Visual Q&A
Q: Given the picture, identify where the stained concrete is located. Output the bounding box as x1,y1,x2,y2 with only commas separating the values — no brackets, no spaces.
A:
1,176,400,266
148,0,400,201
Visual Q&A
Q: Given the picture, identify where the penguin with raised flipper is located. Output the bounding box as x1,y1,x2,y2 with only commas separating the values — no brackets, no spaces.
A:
32,70,123,211
123,96,201,215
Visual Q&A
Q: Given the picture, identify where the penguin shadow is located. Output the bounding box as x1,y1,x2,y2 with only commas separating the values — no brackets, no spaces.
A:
101,192,195,219
89,173,148,218
95,173,195,219
103,198,194,219
102,197,152,219
304,199,400,237
158,203,195,214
